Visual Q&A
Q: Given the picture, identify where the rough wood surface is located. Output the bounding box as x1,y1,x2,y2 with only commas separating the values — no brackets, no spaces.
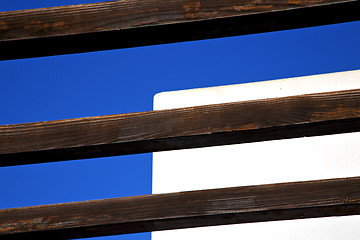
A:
1,89,360,167
0,0,358,60
0,177,359,239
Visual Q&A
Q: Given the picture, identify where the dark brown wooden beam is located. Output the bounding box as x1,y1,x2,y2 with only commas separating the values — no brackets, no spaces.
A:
1,89,360,167
0,0,359,60
1,177,359,239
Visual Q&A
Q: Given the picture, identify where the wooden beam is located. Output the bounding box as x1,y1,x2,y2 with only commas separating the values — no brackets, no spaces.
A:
1,89,360,167
1,177,359,239
0,0,359,60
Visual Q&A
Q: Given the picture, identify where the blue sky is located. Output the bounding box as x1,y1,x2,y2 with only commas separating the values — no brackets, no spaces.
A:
0,1,360,239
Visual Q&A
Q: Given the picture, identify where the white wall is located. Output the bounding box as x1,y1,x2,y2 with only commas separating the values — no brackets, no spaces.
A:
152,70,360,240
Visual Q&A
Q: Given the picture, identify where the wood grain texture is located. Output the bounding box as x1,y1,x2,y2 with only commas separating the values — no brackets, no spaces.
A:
1,89,360,167
0,177,359,239
0,0,359,60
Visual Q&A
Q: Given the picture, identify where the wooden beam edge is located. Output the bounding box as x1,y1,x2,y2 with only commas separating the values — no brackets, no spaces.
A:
1,88,360,167
1,177,359,239
0,0,359,60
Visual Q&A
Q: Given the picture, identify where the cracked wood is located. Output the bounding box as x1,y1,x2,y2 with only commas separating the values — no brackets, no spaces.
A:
0,177,359,239
0,0,359,59
1,88,360,167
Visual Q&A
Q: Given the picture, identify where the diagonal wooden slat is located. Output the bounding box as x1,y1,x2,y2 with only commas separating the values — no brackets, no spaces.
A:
0,0,359,60
1,88,360,167
1,177,359,239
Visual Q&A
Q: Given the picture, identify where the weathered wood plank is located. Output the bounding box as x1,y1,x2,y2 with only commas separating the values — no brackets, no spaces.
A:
1,89,360,167
0,0,359,60
0,177,359,239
